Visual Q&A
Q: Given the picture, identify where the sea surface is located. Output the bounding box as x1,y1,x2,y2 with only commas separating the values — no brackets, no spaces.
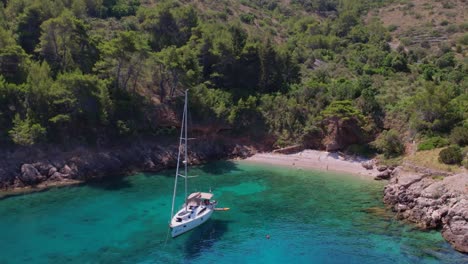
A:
0,161,466,264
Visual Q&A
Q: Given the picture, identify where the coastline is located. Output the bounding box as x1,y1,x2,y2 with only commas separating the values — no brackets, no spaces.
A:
0,179,83,199
241,150,380,179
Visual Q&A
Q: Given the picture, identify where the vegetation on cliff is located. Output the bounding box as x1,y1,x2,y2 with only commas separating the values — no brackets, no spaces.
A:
0,0,466,162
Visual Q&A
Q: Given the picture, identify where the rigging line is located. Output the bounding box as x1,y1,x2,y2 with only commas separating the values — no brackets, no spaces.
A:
184,89,188,204
170,91,186,220
163,226,170,248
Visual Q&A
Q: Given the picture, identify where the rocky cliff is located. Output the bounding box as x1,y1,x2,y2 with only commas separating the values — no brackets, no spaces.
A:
0,136,259,192
383,165,468,253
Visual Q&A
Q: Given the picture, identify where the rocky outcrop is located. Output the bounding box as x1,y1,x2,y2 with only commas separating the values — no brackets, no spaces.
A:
384,169,468,253
322,117,367,151
0,137,259,191
362,160,374,170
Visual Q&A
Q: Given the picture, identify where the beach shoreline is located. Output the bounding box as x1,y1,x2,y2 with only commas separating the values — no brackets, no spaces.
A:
241,150,380,179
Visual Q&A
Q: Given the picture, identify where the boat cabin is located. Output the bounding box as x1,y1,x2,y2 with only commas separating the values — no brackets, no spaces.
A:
174,192,214,223
186,192,213,207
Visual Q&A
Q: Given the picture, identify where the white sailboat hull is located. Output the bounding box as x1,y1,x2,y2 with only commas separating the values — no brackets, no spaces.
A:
170,207,214,237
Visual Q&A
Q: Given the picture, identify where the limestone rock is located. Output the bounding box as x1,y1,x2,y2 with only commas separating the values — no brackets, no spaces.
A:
442,218,468,253
374,170,391,180
361,161,373,170
19,164,44,184
32,162,53,177
49,172,68,181
60,165,72,175
377,165,388,172
48,167,57,177
383,168,468,253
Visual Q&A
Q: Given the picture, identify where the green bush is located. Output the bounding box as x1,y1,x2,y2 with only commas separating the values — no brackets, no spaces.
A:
450,126,468,146
372,129,405,158
388,24,398,32
417,136,450,151
240,13,255,24
462,159,468,169
8,115,46,146
438,146,462,164
458,34,468,45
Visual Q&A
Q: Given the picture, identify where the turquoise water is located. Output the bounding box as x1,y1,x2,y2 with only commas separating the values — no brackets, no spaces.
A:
0,161,466,264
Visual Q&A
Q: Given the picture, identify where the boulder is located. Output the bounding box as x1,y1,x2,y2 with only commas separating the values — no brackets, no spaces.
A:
60,165,72,175
32,162,53,177
49,172,68,181
48,167,57,177
361,161,373,170
374,170,391,180
19,164,44,184
442,218,468,253
377,165,388,172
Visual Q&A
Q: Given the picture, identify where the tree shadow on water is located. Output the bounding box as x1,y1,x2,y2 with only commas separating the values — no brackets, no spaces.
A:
183,219,232,260
87,176,132,191
196,161,241,176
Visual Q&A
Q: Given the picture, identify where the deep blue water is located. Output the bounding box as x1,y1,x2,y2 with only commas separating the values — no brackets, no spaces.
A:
0,161,466,263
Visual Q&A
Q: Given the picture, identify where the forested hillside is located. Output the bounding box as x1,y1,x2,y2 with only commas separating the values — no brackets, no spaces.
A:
0,0,466,163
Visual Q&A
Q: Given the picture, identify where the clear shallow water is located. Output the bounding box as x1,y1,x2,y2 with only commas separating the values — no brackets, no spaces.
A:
0,161,466,264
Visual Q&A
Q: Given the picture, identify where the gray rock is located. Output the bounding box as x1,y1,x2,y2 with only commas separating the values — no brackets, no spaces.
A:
383,170,468,253
49,172,68,181
60,165,72,175
48,167,57,177
374,170,391,180
442,218,468,253
361,161,373,170
32,162,53,177
19,164,44,184
377,165,388,172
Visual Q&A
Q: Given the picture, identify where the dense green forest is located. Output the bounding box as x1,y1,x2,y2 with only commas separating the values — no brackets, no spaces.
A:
0,0,466,162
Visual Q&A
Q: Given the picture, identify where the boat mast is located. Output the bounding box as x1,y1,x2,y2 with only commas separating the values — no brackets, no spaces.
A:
184,90,188,203
170,90,188,218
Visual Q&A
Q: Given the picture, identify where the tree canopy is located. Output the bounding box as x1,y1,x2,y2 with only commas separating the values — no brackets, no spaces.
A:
0,0,466,155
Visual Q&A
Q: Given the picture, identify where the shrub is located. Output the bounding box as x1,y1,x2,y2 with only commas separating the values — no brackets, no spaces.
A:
458,34,468,45
446,24,458,33
240,13,255,24
372,129,405,158
450,126,468,146
388,24,398,32
462,159,468,169
8,115,46,146
438,146,462,164
418,136,450,151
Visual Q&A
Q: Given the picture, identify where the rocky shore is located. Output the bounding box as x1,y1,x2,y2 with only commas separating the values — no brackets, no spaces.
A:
383,165,468,253
0,136,258,196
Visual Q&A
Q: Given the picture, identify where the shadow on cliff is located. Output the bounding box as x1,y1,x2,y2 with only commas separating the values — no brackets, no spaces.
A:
183,219,232,260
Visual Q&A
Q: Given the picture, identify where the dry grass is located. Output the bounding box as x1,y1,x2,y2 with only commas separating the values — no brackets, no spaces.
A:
366,0,467,55
405,148,463,173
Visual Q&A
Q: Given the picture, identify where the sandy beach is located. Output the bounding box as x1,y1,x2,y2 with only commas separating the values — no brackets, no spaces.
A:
243,150,380,179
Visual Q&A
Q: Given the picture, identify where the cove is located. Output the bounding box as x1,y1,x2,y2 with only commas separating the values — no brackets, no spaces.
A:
0,161,466,264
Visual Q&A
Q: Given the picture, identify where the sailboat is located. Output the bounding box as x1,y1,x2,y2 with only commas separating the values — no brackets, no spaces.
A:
169,90,217,238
